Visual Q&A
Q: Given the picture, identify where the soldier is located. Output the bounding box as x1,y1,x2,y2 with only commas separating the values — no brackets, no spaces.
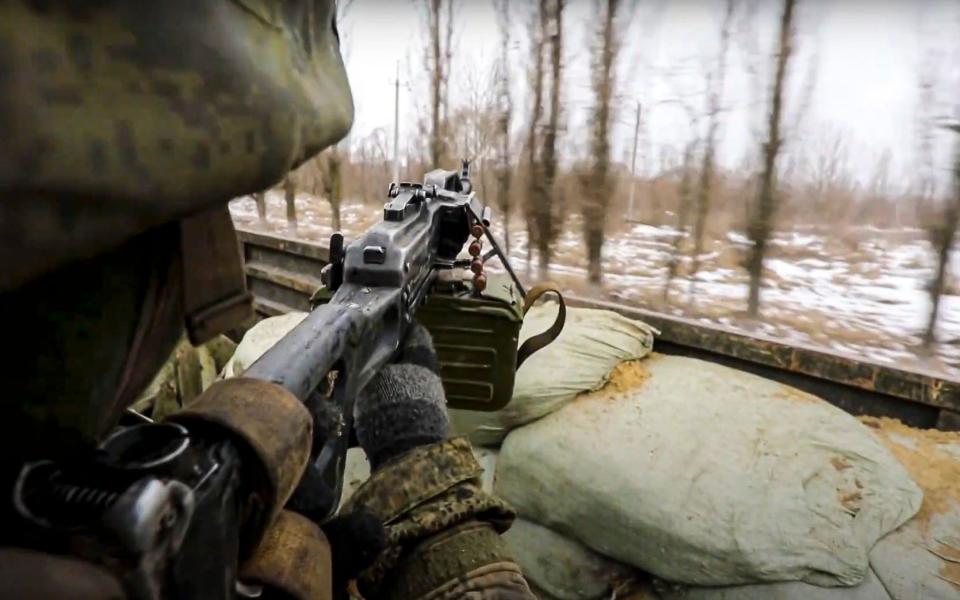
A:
0,1,534,599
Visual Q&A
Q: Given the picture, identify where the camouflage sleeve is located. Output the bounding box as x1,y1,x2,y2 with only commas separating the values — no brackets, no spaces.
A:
342,438,536,600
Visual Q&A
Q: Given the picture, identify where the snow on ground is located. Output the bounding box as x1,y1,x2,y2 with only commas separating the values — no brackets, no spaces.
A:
231,193,960,377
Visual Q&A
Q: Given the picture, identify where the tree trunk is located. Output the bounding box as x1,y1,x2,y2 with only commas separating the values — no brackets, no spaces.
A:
526,222,533,279
583,0,619,286
283,176,297,234
495,0,513,255
330,153,343,232
321,147,344,232
254,192,267,222
426,0,453,166
688,0,735,299
586,226,603,283
330,200,342,232
746,0,795,318
537,235,552,281
922,135,960,349
531,0,564,280
663,142,697,304
688,139,715,298
525,0,547,277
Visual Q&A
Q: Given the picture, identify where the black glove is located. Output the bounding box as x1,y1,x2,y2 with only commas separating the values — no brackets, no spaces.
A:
285,463,386,593
286,323,446,590
323,508,386,594
354,324,449,469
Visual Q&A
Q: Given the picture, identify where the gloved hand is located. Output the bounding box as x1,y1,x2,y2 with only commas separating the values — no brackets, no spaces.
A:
354,324,449,469
284,323,446,595
345,324,536,600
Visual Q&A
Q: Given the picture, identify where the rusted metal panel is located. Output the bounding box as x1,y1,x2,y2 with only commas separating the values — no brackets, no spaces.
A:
234,227,960,424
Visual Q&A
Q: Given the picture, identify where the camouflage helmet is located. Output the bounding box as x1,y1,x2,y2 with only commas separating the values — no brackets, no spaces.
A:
0,0,353,457
0,0,354,291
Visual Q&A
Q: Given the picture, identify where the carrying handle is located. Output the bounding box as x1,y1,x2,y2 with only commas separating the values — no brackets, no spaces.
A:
516,283,566,369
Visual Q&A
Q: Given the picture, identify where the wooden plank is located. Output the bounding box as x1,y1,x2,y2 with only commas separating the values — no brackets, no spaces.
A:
245,262,321,295
253,297,290,317
236,228,330,262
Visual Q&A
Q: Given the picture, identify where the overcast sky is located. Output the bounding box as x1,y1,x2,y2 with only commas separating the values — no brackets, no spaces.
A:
340,0,960,194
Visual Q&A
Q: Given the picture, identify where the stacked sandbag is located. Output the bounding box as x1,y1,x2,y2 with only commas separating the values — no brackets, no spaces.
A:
474,449,639,600
222,311,308,377
341,447,372,508
216,309,944,600
450,304,656,447
661,417,960,600
339,445,636,600
861,417,960,600
503,519,635,600
657,569,893,600
495,354,923,588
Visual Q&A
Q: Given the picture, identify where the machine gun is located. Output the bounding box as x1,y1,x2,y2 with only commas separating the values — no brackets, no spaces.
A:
246,160,564,518
10,162,564,598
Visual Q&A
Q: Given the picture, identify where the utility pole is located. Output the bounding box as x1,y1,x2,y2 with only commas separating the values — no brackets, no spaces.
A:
391,60,403,183
628,101,642,221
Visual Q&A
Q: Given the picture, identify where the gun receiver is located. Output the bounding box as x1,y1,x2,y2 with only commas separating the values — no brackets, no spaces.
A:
244,163,530,519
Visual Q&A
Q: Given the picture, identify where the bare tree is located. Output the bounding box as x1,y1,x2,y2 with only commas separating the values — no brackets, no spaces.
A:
869,149,893,223
914,49,941,220
318,145,345,232
581,0,622,284
425,0,457,166
736,0,765,141
539,0,565,279
525,0,566,279
253,192,267,223
745,0,797,318
810,126,848,207
662,138,699,303
923,124,960,350
282,175,297,234
523,0,547,276
494,0,514,254
688,0,735,298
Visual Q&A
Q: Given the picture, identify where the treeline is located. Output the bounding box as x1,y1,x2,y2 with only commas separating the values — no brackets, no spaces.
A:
264,0,960,351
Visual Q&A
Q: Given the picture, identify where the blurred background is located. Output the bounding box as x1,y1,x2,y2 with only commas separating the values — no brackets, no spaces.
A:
230,0,960,376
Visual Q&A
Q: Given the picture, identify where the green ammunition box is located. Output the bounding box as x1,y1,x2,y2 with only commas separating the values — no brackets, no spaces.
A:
310,272,523,411
415,273,523,411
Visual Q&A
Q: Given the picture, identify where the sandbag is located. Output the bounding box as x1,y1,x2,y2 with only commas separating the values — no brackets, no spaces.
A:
863,417,960,600
450,305,655,447
503,518,634,600
474,449,631,600
659,568,892,600
475,446,498,494
340,447,372,508
222,311,308,377
496,355,922,587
